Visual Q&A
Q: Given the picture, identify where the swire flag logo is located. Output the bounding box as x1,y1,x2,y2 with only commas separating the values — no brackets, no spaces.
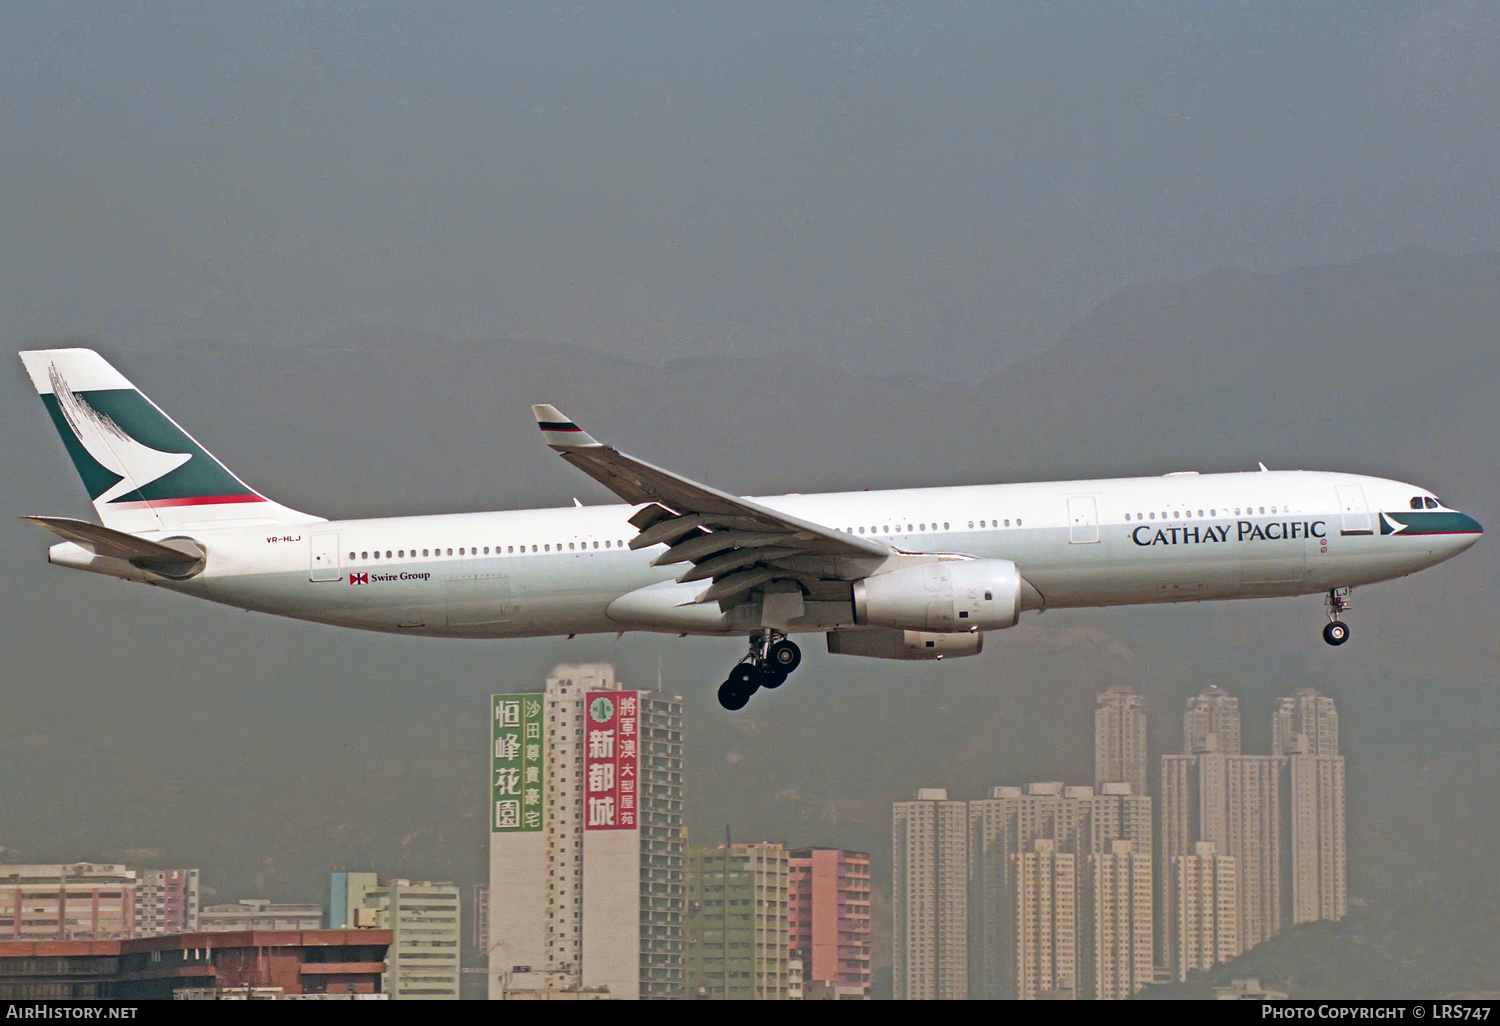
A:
349,573,368,585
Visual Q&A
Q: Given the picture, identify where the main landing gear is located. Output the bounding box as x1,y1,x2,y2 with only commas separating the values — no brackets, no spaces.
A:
717,631,802,711
1323,588,1352,646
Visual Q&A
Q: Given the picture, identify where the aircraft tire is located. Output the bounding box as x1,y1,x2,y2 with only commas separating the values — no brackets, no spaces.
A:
760,668,788,689
729,664,761,690
1323,621,1350,646
718,680,751,711
768,639,802,672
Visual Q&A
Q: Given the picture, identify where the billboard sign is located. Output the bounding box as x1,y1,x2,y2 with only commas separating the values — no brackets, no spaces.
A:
583,691,640,831
492,694,545,832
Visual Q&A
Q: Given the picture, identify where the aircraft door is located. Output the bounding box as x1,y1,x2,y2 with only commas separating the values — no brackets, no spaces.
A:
1067,496,1100,544
1336,485,1372,536
310,534,341,582
446,574,519,627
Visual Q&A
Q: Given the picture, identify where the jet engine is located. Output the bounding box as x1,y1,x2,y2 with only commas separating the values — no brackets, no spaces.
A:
852,558,1023,632
826,628,983,660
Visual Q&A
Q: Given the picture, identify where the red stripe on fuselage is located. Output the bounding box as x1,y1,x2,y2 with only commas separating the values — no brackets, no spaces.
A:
106,494,269,508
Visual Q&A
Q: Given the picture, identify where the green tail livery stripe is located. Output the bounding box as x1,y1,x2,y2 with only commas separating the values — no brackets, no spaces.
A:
40,388,263,506
1379,511,1483,536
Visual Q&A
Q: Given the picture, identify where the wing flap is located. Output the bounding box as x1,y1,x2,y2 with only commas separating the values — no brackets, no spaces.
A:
697,567,777,604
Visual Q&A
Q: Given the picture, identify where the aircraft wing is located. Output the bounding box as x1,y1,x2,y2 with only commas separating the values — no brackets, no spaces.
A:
533,406,890,606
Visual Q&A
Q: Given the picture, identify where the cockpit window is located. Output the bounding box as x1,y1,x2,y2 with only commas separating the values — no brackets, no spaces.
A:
1411,496,1424,510
1425,496,1441,509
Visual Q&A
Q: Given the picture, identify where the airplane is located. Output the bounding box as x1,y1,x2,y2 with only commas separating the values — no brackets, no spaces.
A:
19,348,1484,710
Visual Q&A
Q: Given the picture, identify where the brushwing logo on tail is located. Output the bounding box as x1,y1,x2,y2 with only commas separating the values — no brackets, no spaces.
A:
49,362,191,503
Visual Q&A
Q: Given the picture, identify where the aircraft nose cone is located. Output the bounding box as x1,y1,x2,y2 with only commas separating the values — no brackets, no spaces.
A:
1453,511,1483,550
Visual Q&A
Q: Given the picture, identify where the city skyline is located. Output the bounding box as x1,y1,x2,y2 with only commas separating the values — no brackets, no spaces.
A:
0,669,1366,999
891,680,1349,999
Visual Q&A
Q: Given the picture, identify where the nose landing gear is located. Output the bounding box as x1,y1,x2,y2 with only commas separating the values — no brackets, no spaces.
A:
1323,588,1352,646
716,631,802,710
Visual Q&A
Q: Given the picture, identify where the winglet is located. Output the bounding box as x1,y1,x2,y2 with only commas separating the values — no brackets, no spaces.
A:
532,405,602,449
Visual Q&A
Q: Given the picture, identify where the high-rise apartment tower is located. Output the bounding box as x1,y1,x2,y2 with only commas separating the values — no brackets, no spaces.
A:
488,664,685,999
893,789,968,1000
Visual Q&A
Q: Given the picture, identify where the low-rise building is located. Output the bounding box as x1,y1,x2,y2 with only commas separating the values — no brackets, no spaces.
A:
330,873,462,999
0,864,138,940
0,930,391,999
199,899,324,932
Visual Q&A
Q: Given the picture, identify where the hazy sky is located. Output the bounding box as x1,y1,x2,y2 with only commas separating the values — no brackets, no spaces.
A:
4,7,1499,965
4,2,1497,373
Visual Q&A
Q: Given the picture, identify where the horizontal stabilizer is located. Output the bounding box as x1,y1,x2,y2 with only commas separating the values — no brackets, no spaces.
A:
23,516,205,578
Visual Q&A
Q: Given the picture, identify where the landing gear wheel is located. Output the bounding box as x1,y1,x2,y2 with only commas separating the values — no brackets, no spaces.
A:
1323,621,1350,646
719,631,800,710
728,663,761,690
760,668,789,690
767,639,801,673
717,679,751,711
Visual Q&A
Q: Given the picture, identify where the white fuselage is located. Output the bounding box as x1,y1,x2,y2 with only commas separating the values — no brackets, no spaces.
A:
53,469,1480,640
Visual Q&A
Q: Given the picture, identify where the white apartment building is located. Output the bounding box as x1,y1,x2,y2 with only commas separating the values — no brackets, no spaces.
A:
488,664,685,1000
893,788,968,1000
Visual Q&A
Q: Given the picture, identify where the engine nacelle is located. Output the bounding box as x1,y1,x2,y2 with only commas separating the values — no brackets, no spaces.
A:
853,558,1023,633
826,628,984,660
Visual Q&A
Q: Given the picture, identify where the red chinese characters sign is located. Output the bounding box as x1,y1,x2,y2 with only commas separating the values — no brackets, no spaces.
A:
583,691,639,831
